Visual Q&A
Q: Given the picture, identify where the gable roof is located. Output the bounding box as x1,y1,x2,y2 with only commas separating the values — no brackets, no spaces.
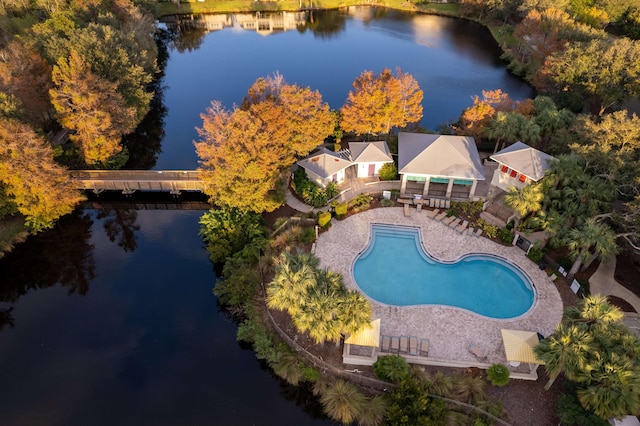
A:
297,148,352,178
397,133,485,180
490,142,555,181
349,141,393,163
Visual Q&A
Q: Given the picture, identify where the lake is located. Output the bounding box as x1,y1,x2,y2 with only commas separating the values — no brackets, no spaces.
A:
0,7,532,425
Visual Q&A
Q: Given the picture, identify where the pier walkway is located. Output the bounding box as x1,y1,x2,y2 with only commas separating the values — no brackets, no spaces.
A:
69,170,204,195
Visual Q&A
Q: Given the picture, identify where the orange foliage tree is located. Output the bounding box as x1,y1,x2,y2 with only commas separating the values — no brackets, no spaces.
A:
458,89,513,139
340,68,423,136
195,74,334,213
50,50,137,166
0,41,53,126
0,118,84,232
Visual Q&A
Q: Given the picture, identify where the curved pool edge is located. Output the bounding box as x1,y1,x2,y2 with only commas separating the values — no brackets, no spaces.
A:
315,207,563,365
349,222,537,321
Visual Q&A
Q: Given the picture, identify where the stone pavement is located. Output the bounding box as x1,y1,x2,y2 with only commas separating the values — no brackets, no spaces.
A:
314,207,563,369
589,257,640,313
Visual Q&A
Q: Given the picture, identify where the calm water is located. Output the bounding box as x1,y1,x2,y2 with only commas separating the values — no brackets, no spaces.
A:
0,8,533,425
353,225,534,318
157,7,533,169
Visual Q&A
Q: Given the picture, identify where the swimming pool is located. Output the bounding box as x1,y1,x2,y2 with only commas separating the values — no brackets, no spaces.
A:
352,224,535,319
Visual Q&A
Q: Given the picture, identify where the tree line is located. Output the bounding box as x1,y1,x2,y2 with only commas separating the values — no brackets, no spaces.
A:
0,0,159,233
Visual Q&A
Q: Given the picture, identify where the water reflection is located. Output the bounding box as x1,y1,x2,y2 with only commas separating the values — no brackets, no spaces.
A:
97,207,140,253
0,211,95,304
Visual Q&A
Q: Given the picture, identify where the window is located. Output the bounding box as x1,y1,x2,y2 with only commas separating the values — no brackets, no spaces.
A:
518,174,527,183
510,170,517,178
501,165,508,173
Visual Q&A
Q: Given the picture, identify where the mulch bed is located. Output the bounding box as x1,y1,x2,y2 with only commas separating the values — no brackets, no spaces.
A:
614,253,640,298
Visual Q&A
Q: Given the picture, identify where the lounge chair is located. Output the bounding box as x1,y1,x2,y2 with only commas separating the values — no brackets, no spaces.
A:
466,226,475,236
448,218,461,228
409,336,419,356
429,198,435,208
434,211,447,221
403,203,412,217
474,228,483,237
419,339,429,356
455,220,469,233
426,208,439,219
416,203,423,212
380,335,391,352
399,336,409,354
468,344,488,361
442,216,456,226
390,336,400,353
445,199,451,208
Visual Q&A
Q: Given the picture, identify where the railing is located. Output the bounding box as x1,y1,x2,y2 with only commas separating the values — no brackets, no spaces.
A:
69,170,205,195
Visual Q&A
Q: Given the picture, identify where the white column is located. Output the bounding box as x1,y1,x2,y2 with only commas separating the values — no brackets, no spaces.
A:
445,179,454,198
422,178,430,198
400,175,407,195
469,180,478,200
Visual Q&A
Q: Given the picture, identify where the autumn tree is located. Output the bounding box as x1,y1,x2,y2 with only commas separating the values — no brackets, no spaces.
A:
0,117,84,232
340,68,423,136
195,74,334,213
458,89,512,139
0,41,53,126
537,37,640,114
50,50,137,166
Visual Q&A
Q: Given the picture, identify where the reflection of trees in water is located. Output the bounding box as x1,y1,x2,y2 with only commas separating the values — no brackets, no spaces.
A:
97,207,140,253
0,210,95,306
298,10,347,38
172,25,208,53
122,29,170,170
0,306,15,330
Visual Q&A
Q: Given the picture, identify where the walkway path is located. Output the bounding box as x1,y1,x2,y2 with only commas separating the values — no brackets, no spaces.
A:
589,257,640,313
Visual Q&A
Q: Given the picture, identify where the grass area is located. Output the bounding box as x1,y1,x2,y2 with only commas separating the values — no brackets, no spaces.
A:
0,216,28,258
156,0,459,17
487,24,517,48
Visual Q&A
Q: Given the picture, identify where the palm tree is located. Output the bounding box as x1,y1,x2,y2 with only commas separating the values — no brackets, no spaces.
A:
271,352,304,386
566,218,619,279
535,323,594,390
337,290,372,336
503,183,544,228
266,250,317,315
484,111,522,154
293,268,344,345
564,294,624,330
319,379,366,424
357,395,387,426
575,352,640,419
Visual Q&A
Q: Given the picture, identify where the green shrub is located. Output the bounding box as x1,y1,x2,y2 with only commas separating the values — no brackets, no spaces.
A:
451,200,483,217
317,211,332,228
527,245,545,263
334,202,348,218
486,364,510,387
378,162,398,180
381,198,395,207
499,228,514,244
476,219,498,239
349,193,372,212
445,208,458,217
373,355,410,383
302,367,320,382
325,182,339,199
299,226,316,244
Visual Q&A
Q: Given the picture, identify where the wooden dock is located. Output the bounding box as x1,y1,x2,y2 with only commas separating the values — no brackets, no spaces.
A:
69,170,205,195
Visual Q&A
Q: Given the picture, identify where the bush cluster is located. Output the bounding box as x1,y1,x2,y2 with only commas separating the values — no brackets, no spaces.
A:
317,211,332,228
498,227,514,244
291,168,338,207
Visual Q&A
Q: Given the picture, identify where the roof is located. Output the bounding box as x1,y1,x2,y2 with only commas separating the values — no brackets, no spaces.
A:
490,142,555,181
500,329,545,365
349,141,393,163
397,133,485,180
344,318,380,347
297,148,352,178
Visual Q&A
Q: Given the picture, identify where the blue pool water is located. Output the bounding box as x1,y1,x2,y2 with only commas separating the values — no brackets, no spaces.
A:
352,225,535,318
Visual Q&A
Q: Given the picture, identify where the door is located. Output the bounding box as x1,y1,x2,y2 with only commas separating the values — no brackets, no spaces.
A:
368,164,375,177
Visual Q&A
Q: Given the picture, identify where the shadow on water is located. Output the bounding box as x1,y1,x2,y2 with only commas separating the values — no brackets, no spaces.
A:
0,211,95,325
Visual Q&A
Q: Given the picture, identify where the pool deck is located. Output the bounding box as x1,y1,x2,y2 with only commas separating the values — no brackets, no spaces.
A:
314,207,563,372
